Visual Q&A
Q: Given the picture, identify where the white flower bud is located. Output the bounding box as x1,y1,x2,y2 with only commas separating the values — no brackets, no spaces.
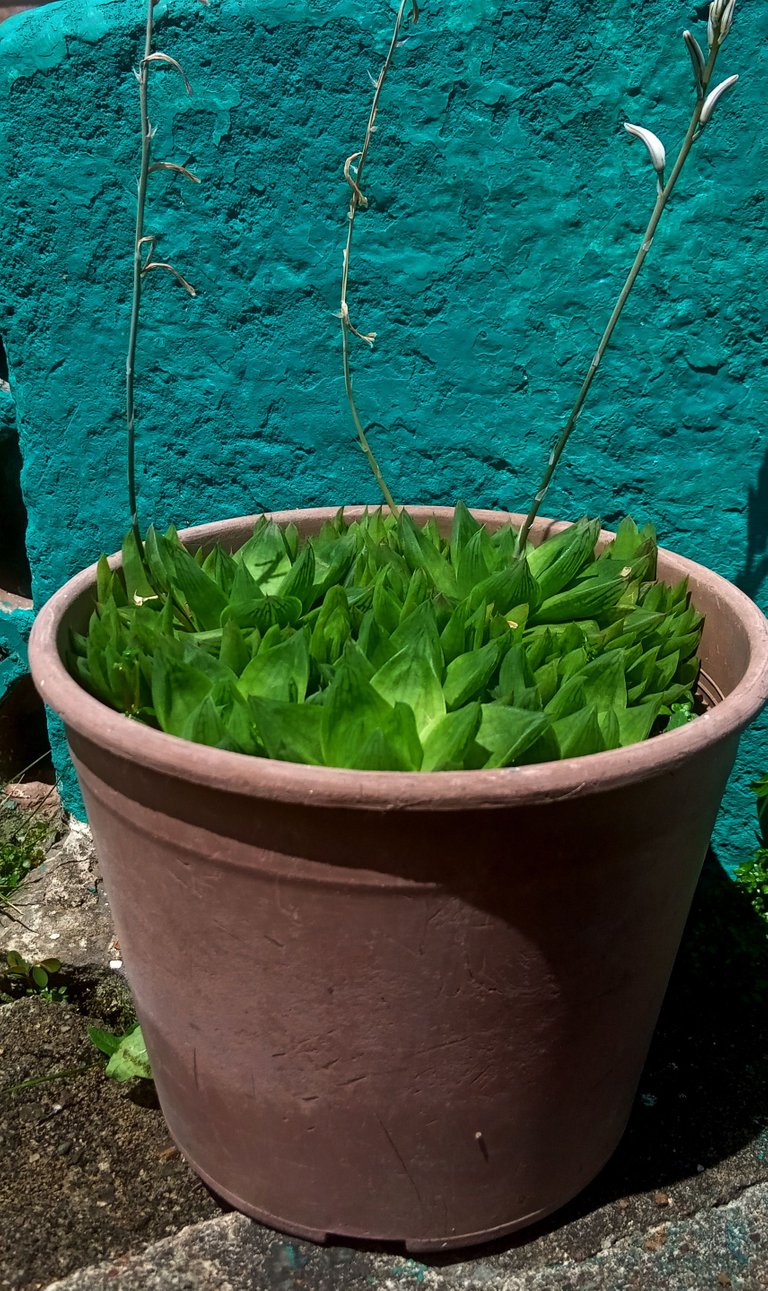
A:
720,0,737,38
624,122,666,175
709,0,737,44
707,0,720,46
683,30,706,94
700,73,739,126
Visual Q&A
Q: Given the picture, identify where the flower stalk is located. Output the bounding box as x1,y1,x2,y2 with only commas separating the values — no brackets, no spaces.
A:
126,0,196,554
515,2,740,554
340,0,419,515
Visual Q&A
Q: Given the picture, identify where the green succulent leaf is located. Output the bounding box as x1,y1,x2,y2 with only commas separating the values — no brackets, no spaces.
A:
528,517,601,600
309,585,352,666
476,704,551,769
579,650,628,713
88,1026,123,1058
239,629,310,703
444,639,503,711
321,657,422,770
161,540,229,631
532,576,629,625
219,620,251,675
664,700,696,732
371,640,445,738
616,700,661,747
105,1028,152,1082
552,705,605,758
278,541,316,610
450,501,482,567
152,651,214,738
180,694,232,749
235,520,291,589
398,510,457,598
354,705,423,772
496,642,539,707
389,601,444,674
250,697,324,764
421,703,482,771
203,544,238,597
456,528,494,598
119,531,155,603
470,555,539,616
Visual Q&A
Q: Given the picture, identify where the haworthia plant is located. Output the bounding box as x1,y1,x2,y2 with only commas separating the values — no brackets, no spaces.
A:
72,509,702,772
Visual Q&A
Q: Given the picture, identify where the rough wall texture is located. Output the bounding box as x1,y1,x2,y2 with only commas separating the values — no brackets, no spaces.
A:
0,0,765,865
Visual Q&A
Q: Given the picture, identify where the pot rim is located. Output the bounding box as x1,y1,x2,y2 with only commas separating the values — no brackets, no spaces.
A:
28,506,768,810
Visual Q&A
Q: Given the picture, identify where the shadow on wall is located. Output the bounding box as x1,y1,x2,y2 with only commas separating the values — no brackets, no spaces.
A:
0,675,52,780
0,441,32,605
738,442,768,603
0,332,32,601
0,325,47,778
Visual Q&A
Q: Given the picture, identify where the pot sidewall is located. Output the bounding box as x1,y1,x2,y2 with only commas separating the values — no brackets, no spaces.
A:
27,507,768,1246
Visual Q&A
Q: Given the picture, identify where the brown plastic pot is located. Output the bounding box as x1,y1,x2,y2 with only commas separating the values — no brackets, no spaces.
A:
28,507,768,1252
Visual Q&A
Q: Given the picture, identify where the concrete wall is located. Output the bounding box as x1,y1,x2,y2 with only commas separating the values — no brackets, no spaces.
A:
0,0,765,866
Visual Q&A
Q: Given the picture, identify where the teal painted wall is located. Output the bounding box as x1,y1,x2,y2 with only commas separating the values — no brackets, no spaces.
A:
0,0,765,866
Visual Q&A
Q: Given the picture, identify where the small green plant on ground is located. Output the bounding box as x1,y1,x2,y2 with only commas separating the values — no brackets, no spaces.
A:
735,775,768,929
2,951,67,1003
0,785,55,905
89,1022,152,1081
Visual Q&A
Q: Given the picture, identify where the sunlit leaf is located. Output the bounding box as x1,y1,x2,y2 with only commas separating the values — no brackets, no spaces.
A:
105,1028,152,1082
552,705,605,758
371,640,445,737
152,651,213,737
239,629,310,703
421,703,482,771
476,704,550,769
444,639,503,711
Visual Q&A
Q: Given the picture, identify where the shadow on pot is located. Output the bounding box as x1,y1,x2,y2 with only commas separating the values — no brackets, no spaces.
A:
416,849,768,1266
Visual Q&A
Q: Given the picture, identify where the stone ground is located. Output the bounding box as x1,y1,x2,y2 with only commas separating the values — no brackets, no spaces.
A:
1,811,767,1291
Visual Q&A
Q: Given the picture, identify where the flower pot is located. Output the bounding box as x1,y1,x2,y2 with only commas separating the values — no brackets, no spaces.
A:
28,507,768,1252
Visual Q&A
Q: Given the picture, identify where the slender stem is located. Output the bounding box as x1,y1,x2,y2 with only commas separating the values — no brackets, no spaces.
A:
341,1,416,514
516,30,725,553
4,1065,94,1094
126,0,156,552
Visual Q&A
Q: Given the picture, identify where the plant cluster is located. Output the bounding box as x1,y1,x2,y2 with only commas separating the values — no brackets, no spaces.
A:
0,786,55,905
2,951,67,1004
735,774,768,930
89,1022,152,1081
72,507,702,771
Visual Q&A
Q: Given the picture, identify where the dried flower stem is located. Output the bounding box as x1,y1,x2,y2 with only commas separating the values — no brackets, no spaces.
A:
126,0,156,553
126,0,195,552
516,12,735,553
341,0,418,514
